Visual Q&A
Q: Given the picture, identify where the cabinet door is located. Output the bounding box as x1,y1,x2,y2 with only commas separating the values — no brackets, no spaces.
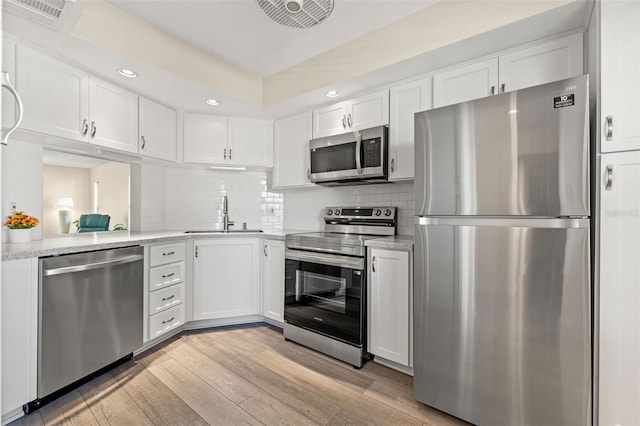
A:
88,77,138,153
600,1,640,152
227,118,273,167
389,78,432,181
15,44,89,142
599,151,640,426
183,113,228,164
312,101,348,138
139,97,177,161
368,249,410,366
499,33,583,93
262,239,285,324
433,58,498,108
193,239,260,320
273,112,313,188
349,90,390,131
2,258,38,417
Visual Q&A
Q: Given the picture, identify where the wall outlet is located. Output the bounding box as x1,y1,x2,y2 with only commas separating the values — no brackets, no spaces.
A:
9,201,17,212
268,207,276,216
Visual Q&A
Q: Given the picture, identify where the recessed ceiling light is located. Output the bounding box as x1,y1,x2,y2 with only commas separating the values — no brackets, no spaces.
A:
326,90,339,98
206,99,221,106
117,68,138,78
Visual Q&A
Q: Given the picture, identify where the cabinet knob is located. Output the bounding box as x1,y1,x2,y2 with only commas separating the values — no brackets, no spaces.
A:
605,165,613,190
490,86,496,96
342,115,347,129
229,148,232,160
347,113,352,128
224,148,227,160
141,135,146,149
500,83,506,93
390,158,395,173
264,245,268,257
372,256,376,273
81,119,89,136
90,121,97,138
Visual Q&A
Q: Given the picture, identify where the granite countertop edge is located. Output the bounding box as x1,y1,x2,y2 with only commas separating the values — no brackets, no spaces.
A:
365,235,414,250
1,229,312,261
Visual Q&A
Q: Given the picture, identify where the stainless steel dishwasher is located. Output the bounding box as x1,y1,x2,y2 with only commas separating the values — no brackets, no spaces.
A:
35,246,143,406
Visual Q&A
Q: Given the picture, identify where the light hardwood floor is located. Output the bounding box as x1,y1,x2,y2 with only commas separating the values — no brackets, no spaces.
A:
12,325,469,426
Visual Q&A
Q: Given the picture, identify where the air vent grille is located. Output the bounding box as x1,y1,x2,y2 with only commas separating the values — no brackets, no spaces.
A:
6,0,66,20
256,0,334,29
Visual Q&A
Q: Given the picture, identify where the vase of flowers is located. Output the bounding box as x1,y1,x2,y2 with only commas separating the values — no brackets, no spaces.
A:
5,211,39,243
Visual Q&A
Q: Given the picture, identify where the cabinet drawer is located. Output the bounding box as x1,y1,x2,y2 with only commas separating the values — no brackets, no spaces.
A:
149,242,185,267
149,304,184,339
149,261,185,291
149,283,185,315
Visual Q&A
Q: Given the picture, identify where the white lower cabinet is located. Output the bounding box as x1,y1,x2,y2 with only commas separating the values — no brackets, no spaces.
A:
262,239,285,324
368,248,412,368
1,258,38,421
147,241,186,341
598,151,640,426
193,238,260,320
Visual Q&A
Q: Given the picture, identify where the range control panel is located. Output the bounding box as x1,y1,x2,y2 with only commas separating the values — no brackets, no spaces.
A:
324,206,397,221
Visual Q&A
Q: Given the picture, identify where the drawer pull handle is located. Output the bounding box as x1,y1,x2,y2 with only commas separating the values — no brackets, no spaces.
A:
163,251,175,256
162,272,175,278
162,295,175,301
162,316,175,324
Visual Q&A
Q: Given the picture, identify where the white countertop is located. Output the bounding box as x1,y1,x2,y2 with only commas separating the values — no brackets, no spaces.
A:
2,229,412,260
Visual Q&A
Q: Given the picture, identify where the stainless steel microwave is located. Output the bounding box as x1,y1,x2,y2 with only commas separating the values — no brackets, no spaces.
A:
309,125,388,186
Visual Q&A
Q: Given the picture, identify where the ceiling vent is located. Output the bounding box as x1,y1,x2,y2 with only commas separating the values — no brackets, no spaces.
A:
256,0,334,29
4,0,82,31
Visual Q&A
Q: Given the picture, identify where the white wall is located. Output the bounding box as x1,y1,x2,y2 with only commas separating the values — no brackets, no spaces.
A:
42,165,91,235
1,140,43,241
90,162,130,229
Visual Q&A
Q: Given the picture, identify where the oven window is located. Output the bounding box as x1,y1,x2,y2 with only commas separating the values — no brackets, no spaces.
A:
285,258,364,346
311,142,356,173
296,271,346,314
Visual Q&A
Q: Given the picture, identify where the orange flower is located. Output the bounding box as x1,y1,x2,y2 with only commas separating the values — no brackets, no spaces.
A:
5,211,40,229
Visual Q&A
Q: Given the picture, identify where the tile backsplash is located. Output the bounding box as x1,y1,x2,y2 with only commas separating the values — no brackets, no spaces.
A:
282,182,415,236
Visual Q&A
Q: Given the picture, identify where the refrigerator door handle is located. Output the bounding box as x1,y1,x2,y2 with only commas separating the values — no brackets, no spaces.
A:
416,216,589,229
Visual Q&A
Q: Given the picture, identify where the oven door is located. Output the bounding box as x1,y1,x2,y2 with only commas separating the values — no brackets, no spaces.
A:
284,249,365,347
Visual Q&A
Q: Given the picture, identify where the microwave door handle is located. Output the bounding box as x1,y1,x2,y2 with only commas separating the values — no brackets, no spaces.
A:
355,131,363,174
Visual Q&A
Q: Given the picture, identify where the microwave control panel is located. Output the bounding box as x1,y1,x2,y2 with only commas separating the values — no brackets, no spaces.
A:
363,138,382,167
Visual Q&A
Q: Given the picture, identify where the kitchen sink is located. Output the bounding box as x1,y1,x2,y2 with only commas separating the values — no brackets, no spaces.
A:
184,229,264,234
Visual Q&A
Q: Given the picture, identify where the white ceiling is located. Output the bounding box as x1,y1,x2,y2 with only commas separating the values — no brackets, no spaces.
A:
2,0,592,119
107,0,438,77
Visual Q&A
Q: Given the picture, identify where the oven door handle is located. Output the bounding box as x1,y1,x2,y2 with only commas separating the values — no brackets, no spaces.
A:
285,249,364,270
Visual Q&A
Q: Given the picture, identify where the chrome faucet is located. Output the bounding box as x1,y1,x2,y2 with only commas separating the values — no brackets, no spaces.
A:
222,195,234,231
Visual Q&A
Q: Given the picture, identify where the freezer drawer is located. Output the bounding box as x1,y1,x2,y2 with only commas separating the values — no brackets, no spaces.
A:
415,75,589,217
414,220,590,426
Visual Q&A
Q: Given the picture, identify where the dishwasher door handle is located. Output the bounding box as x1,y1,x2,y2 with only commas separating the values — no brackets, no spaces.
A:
43,254,144,276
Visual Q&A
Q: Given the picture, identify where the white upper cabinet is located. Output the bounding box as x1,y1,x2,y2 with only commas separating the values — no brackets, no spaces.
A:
433,34,583,108
15,44,138,152
433,58,498,108
598,151,640,426
227,117,273,167
16,43,89,142
183,114,273,167
273,111,313,188
312,89,389,138
389,77,432,181
139,97,177,162
599,0,640,153
498,32,583,93
183,113,228,164
88,77,138,153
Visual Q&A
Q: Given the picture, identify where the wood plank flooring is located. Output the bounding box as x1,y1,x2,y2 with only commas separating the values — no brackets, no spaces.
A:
11,325,469,426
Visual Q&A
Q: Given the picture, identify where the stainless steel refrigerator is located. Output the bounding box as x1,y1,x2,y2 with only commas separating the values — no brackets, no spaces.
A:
413,75,591,426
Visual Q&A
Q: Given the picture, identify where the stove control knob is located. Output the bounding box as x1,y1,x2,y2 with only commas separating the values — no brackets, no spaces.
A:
334,209,341,216
385,209,392,216
327,209,333,216
374,209,382,216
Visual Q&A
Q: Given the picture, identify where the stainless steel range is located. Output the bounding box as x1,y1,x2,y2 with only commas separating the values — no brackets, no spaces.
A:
284,206,397,368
